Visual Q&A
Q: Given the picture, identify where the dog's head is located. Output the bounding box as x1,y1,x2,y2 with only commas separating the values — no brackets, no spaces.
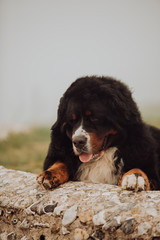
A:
53,76,141,163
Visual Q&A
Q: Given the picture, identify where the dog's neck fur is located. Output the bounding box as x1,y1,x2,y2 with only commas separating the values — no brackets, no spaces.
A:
76,147,123,185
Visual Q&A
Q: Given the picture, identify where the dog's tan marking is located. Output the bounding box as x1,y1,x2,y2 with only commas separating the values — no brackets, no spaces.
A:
85,110,91,116
89,129,118,153
72,113,76,121
37,162,69,190
89,133,104,153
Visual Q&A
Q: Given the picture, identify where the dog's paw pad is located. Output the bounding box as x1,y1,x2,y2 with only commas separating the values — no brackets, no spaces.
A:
37,163,69,190
119,168,150,191
36,171,61,190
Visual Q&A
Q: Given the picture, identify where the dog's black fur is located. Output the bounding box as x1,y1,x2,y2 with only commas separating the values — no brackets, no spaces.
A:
43,76,160,189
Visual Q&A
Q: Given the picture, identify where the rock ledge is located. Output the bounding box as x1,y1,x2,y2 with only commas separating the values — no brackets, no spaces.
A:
0,166,160,240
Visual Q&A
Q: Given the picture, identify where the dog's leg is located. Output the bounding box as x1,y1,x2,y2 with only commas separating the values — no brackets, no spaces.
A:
119,168,150,191
37,162,69,190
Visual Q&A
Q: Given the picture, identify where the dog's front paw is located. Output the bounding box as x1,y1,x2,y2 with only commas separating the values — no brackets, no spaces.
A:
119,168,150,191
37,162,69,190
37,170,61,189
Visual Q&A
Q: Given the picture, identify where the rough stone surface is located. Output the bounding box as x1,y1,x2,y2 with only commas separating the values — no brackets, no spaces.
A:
62,204,78,226
1,166,160,239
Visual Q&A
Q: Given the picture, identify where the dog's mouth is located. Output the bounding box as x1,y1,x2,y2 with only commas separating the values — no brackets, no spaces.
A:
73,131,118,163
74,135,109,163
79,152,94,163
78,151,103,163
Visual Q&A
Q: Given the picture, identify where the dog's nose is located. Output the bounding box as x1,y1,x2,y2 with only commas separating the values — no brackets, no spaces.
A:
73,135,87,150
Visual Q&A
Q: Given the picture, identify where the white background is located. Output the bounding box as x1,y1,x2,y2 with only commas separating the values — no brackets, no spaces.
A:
0,0,160,133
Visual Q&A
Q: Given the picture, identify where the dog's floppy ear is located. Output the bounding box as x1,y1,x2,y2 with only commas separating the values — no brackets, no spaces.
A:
50,95,70,152
43,96,72,171
51,96,67,131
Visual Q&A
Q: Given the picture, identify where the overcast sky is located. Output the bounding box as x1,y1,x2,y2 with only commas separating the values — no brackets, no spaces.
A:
0,0,160,130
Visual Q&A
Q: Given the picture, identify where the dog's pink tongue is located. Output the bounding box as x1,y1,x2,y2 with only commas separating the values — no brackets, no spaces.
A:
79,153,93,163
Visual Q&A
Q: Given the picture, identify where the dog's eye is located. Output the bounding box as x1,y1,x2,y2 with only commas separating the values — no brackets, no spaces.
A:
67,114,77,125
68,118,77,125
90,116,99,122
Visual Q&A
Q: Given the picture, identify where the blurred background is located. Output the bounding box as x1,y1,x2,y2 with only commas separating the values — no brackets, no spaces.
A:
0,0,160,173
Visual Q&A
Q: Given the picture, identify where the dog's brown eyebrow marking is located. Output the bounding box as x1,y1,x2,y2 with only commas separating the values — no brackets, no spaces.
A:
62,122,67,128
85,110,91,116
72,114,76,120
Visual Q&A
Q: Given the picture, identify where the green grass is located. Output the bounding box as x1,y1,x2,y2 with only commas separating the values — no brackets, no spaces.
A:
0,127,50,174
145,119,160,129
0,119,160,174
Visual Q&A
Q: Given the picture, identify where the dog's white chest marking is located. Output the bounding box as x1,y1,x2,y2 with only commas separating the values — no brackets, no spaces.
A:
76,147,122,185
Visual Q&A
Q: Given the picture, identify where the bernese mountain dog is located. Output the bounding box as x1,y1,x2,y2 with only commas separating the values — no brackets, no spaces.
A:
37,76,160,191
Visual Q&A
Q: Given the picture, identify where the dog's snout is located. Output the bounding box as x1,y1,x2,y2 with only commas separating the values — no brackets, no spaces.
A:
73,135,87,149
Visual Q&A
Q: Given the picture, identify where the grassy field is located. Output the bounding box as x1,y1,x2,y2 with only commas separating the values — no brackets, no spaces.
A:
0,127,50,174
0,119,160,174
